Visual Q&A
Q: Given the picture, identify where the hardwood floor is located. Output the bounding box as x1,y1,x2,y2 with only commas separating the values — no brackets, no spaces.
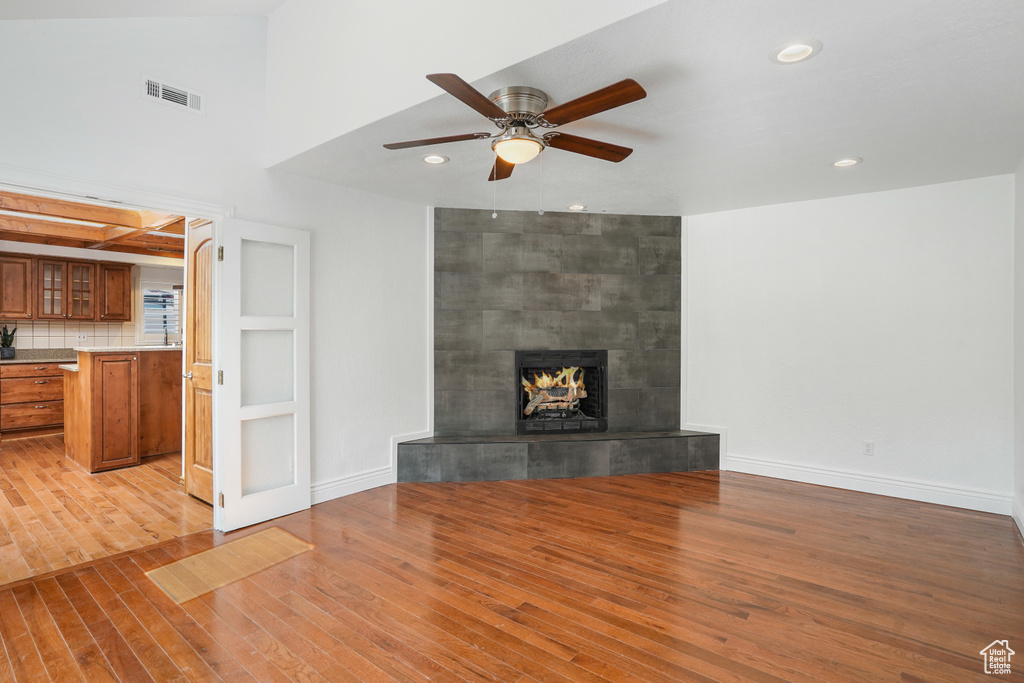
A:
0,435,212,586
0,471,1022,682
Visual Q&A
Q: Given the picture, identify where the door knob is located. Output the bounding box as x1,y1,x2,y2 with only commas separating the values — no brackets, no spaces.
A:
183,371,193,379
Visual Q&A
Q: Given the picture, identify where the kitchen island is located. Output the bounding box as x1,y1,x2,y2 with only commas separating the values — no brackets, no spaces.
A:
63,346,182,473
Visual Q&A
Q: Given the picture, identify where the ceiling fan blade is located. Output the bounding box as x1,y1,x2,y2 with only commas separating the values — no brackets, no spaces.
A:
545,133,633,162
541,78,647,126
383,132,491,150
488,157,515,181
427,73,507,120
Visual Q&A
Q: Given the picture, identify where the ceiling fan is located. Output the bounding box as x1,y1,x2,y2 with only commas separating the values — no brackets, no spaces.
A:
383,73,647,181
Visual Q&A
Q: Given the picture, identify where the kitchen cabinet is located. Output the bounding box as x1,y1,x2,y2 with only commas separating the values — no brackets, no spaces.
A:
97,263,132,321
64,349,181,473
37,259,96,320
0,362,65,438
0,255,34,319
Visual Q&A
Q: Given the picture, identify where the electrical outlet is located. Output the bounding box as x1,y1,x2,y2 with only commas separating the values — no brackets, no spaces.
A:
863,441,874,456
75,333,88,342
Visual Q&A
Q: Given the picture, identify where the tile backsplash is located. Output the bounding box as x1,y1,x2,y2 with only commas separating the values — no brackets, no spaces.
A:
1,321,137,350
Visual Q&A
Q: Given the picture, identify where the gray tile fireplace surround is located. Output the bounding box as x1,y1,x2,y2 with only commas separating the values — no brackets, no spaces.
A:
434,207,682,436
399,208,717,484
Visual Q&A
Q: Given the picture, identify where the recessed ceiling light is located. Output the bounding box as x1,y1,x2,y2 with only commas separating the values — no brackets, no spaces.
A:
770,40,822,64
422,154,449,164
567,204,586,212
833,157,862,167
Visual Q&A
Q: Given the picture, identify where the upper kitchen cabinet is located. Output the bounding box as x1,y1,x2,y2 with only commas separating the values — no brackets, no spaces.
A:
97,263,132,322
0,255,34,319
37,259,96,320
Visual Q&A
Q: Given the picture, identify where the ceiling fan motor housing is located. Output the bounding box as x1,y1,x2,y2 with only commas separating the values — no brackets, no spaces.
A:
488,86,549,120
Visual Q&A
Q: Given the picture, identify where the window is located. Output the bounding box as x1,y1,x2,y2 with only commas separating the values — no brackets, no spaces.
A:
135,266,184,345
143,287,181,339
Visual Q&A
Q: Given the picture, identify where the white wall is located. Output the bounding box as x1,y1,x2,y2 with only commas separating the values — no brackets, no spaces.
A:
0,17,431,497
264,0,664,166
687,176,1015,514
1014,159,1024,535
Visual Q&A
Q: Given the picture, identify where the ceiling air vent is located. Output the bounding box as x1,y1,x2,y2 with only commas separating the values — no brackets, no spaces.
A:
141,75,205,115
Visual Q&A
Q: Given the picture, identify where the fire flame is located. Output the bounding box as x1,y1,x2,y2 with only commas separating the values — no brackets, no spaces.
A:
522,366,585,393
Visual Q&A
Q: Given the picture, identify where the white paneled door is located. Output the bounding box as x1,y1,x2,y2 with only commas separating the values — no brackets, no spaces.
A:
215,219,311,531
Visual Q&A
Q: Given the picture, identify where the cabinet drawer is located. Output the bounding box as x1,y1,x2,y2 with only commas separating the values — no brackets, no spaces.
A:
1,377,64,404
1,400,64,430
0,363,64,379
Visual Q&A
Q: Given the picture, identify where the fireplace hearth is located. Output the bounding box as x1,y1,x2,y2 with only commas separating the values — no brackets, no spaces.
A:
516,350,607,434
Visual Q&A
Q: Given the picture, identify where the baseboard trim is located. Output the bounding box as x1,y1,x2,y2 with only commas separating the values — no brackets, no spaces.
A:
311,465,393,505
726,454,1013,515
1012,496,1024,543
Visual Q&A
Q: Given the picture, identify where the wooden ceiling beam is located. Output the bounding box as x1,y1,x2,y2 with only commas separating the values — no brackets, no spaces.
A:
90,227,154,249
153,217,186,235
0,190,142,229
0,215,111,242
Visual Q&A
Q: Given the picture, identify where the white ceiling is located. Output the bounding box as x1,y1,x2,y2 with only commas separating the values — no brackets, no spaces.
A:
0,0,285,19
272,0,1024,216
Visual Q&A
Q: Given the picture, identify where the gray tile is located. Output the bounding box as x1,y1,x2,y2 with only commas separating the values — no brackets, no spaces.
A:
688,435,720,470
599,214,681,237
436,207,524,233
434,390,514,436
607,388,639,431
609,437,687,475
558,311,637,349
436,272,522,310
435,231,482,272
482,311,562,350
482,233,562,273
560,235,639,274
638,312,681,350
608,350,680,389
435,350,514,391
397,444,441,482
600,275,680,312
638,387,681,429
439,443,528,481
435,310,482,350
522,211,600,235
527,440,610,479
522,273,602,311
639,236,681,275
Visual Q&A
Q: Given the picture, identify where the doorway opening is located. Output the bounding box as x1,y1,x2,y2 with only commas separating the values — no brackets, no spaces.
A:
0,185,214,586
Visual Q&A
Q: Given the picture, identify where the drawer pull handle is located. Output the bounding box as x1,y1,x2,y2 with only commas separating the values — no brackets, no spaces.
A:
34,366,49,370
35,405,47,409
34,380,49,384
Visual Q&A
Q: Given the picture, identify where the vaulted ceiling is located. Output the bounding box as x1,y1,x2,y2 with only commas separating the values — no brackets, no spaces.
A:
273,0,1024,216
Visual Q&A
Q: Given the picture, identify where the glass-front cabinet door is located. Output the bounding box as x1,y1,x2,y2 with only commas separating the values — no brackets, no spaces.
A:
37,259,66,320
67,262,95,320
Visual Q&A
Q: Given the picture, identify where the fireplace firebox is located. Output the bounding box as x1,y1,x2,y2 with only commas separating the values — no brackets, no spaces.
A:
516,350,608,434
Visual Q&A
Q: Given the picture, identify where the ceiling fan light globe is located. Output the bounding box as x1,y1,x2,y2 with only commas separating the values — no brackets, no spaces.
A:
494,138,543,164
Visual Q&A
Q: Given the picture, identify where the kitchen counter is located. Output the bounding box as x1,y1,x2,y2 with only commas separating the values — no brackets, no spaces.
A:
0,348,77,364
59,364,79,372
73,345,183,353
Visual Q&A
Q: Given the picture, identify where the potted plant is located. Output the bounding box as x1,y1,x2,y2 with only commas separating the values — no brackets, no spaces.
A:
1,325,16,360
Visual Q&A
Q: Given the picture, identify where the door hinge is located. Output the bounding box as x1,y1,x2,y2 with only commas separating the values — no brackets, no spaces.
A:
218,492,225,508
217,246,224,261
217,370,223,385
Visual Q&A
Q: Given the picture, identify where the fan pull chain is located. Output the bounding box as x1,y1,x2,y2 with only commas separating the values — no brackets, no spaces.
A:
538,150,544,215
492,151,498,219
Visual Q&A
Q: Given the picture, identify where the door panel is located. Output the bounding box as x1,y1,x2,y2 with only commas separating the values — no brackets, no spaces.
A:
184,218,214,505
216,219,310,532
